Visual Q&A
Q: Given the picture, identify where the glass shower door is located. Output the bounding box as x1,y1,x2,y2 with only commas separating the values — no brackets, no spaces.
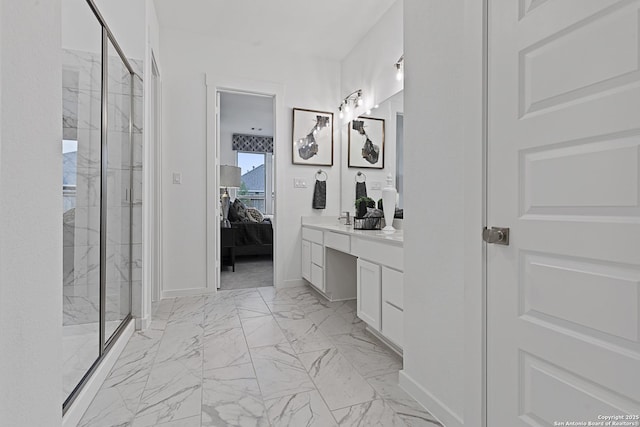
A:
105,40,132,342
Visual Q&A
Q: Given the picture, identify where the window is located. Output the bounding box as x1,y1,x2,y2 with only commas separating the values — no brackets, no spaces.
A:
237,151,273,214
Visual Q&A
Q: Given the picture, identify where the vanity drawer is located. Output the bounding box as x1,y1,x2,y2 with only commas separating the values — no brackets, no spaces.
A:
302,227,323,245
382,302,403,348
382,266,403,310
351,238,402,271
310,263,324,291
324,231,350,253
311,243,323,267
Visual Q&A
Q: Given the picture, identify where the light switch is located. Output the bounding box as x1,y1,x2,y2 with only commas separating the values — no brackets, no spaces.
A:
371,181,382,190
173,172,182,184
294,178,307,188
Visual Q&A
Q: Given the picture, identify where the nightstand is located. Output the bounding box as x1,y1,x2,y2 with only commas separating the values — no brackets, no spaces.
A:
221,227,236,272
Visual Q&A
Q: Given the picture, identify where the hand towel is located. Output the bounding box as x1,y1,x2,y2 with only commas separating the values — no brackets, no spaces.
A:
312,179,326,209
355,181,367,200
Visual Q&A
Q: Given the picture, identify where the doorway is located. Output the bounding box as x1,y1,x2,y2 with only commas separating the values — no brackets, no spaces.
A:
217,91,275,290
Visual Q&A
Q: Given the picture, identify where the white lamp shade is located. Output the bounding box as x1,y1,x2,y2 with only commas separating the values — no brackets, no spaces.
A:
220,165,241,188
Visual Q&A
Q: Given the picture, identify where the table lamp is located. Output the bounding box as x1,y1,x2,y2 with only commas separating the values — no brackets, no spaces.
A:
220,165,241,228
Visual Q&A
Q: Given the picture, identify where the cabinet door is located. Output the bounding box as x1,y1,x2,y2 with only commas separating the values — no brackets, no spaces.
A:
357,258,381,331
382,266,404,310
382,302,403,349
301,239,311,281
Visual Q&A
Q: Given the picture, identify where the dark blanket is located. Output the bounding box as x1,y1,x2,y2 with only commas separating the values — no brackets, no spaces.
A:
231,221,273,247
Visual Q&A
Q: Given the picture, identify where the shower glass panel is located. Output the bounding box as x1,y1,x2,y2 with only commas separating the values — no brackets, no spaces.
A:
61,0,102,402
105,40,132,342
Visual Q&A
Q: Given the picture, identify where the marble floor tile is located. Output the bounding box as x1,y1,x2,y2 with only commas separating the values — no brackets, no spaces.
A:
133,359,202,427
241,315,287,348
258,286,298,303
308,308,366,336
275,317,333,354
155,415,202,427
298,347,377,410
201,363,268,427
78,386,139,427
204,303,241,331
366,373,442,427
153,322,203,367
250,343,315,400
266,302,306,320
265,390,337,427
203,327,250,370
331,330,403,378
235,297,271,318
333,399,407,427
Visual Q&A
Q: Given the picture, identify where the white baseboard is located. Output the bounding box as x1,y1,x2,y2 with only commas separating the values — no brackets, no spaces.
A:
135,316,151,330
62,320,135,427
162,287,216,298
278,279,307,289
399,370,463,427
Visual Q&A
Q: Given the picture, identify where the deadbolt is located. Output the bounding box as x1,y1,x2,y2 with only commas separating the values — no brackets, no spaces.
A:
483,227,510,245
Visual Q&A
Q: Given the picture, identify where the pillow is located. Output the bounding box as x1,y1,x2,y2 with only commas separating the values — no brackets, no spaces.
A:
232,199,248,221
245,207,264,223
227,200,240,222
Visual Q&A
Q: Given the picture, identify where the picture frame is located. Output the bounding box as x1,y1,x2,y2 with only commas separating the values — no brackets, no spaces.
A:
292,108,334,166
348,116,385,169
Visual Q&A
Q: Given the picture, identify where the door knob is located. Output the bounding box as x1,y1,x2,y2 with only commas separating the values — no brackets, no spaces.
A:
483,227,510,245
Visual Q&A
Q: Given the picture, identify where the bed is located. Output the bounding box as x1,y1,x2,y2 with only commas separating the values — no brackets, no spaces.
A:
227,199,273,258
230,220,273,257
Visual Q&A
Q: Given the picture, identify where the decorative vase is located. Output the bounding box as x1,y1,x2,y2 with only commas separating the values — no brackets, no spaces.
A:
381,174,397,232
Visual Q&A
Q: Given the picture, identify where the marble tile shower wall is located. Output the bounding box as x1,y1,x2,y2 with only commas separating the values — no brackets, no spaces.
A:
63,48,143,327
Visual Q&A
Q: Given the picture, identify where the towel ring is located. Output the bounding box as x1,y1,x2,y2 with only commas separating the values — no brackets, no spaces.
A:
355,171,366,183
316,169,328,182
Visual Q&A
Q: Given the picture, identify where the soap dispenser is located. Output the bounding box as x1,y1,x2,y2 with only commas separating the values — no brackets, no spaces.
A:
382,173,397,232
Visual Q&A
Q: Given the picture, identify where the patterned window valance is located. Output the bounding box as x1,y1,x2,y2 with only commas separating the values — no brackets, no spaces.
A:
232,134,274,153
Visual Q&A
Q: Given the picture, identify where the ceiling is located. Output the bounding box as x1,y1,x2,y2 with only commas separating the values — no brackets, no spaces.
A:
220,92,274,136
153,0,397,60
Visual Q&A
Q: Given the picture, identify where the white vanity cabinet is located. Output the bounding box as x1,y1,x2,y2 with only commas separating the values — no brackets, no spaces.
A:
356,258,382,330
301,221,403,350
301,227,324,292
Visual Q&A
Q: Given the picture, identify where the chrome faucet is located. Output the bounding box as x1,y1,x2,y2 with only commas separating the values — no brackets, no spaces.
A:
338,212,351,225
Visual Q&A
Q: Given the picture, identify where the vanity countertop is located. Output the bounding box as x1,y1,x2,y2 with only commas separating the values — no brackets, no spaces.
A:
301,217,403,246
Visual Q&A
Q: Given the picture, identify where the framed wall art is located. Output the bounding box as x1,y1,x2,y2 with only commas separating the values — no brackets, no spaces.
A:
292,108,334,166
348,117,385,169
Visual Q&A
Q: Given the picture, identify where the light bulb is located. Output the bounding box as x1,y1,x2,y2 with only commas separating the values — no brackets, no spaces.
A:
374,104,379,109
344,103,350,113
339,110,344,119
366,109,371,115
396,67,403,81
357,97,363,107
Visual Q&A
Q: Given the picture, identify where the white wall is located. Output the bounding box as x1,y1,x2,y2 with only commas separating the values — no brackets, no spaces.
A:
339,0,403,212
400,1,484,427
94,0,146,61
160,28,341,292
0,0,63,425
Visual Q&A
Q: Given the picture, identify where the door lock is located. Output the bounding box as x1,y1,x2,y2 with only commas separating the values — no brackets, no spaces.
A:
483,227,510,245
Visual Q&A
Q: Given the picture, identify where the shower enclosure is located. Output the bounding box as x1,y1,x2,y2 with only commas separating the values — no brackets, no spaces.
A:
62,0,143,411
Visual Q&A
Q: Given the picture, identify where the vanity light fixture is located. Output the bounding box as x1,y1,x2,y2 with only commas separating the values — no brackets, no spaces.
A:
395,55,404,81
337,89,363,119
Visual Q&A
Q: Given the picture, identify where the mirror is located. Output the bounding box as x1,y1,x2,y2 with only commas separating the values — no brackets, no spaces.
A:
341,90,404,213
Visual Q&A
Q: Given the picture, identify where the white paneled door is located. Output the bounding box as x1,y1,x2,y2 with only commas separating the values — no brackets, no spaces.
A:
488,0,640,425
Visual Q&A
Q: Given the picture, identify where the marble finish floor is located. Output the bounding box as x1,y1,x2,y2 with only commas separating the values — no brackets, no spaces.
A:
220,255,273,290
79,285,441,427
63,320,122,400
